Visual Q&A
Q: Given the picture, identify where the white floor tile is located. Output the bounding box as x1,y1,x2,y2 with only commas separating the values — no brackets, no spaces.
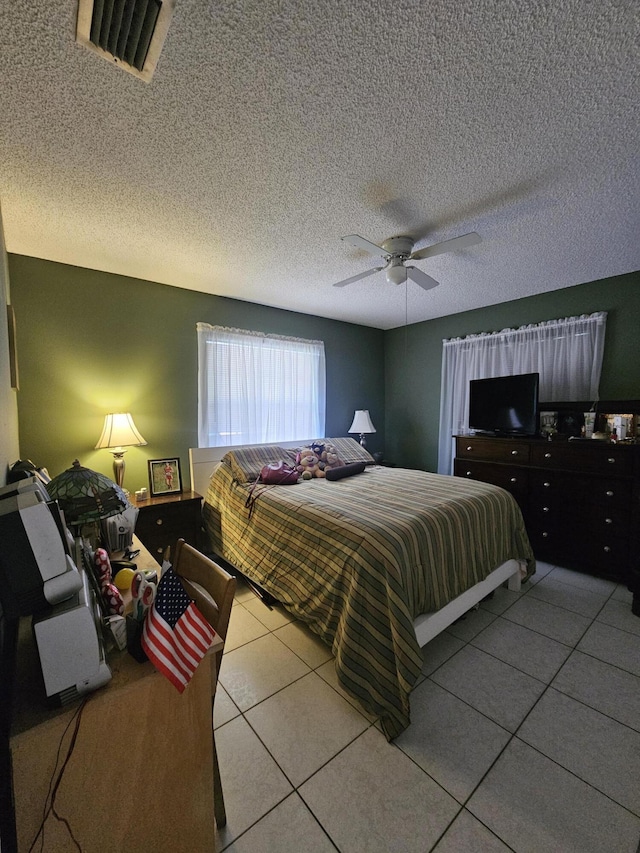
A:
219,633,311,711
552,650,640,732
526,559,555,584
274,620,334,669
395,679,511,803
596,597,640,637
430,645,546,732
299,727,459,853
420,629,465,676
225,602,270,651
547,565,617,596
468,738,640,853
214,683,241,729
578,620,640,677
242,595,295,631
315,659,377,723
502,593,591,645
471,615,572,683
526,576,609,619
215,716,293,849
245,671,370,787
445,605,497,641
479,585,522,615
224,793,336,853
432,808,512,852
518,687,640,816
612,582,634,604
213,559,640,852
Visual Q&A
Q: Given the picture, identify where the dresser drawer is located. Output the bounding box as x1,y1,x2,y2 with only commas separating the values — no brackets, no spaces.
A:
530,470,632,509
456,437,530,464
454,459,529,502
531,442,632,474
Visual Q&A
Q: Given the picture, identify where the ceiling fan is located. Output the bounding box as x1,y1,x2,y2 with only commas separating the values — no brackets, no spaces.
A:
333,231,481,290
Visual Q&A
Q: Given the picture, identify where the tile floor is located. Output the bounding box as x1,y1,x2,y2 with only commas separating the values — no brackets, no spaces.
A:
213,561,640,852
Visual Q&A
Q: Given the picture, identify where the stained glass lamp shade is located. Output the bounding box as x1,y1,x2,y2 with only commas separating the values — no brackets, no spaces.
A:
47,460,130,526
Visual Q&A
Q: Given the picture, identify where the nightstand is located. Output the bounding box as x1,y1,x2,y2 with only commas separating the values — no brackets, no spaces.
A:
134,490,203,565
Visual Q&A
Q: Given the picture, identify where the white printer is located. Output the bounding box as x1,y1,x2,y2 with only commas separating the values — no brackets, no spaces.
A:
0,477,82,617
0,477,111,704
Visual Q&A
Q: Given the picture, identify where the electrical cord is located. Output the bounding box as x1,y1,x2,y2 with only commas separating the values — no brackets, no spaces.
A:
29,696,90,853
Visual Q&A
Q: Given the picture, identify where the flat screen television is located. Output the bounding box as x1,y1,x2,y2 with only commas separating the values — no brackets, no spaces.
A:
468,372,539,436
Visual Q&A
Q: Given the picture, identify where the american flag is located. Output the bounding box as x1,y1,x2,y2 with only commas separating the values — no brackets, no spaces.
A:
141,567,216,692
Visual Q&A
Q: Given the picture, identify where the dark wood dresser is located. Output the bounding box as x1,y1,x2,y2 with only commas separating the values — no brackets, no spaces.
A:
134,490,203,564
454,434,640,585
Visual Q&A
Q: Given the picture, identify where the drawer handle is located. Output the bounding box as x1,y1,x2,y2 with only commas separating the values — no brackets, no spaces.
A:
466,446,473,451
606,490,614,497
156,518,163,525
607,457,615,464
542,532,549,538
544,452,551,459
156,547,163,554
543,506,550,512
466,471,472,477
543,482,550,488
605,518,613,524
510,477,517,483
603,546,611,553
511,450,518,456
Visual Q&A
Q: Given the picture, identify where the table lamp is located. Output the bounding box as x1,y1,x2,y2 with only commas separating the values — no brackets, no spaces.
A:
95,412,147,489
348,409,376,448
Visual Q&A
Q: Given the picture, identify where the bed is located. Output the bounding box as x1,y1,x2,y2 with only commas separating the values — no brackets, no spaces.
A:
189,439,535,739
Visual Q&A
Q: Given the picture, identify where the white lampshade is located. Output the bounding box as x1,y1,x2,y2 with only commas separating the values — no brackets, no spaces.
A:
349,409,376,435
95,413,147,450
95,413,147,489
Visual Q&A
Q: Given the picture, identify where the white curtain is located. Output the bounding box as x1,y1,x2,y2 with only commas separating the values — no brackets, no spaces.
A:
197,324,326,447
437,312,607,474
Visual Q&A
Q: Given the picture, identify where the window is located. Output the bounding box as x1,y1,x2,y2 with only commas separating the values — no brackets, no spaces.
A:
197,324,326,447
437,312,607,475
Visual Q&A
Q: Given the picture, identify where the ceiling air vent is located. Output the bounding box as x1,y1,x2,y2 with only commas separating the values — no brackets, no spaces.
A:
76,0,176,83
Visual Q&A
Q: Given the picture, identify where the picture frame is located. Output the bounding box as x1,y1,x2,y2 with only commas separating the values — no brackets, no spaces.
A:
148,458,182,496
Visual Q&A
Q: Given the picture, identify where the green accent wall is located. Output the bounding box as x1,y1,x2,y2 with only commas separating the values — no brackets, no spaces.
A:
385,270,640,472
8,256,385,491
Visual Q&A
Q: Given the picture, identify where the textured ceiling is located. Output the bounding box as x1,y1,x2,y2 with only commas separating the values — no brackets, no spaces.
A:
0,1,638,329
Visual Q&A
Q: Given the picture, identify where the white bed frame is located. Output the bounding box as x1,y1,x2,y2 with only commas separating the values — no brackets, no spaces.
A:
189,444,524,649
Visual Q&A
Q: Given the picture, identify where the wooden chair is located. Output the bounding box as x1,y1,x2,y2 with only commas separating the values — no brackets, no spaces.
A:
173,538,236,829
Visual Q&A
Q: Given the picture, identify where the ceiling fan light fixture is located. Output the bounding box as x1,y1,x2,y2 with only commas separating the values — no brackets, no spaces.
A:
386,263,407,285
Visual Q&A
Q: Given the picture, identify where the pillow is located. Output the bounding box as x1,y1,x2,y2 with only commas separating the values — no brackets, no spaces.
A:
320,437,375,465
222,445,293,482
325,461,366,481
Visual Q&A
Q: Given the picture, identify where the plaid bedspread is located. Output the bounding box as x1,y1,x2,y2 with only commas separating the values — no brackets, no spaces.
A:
203,462,534,739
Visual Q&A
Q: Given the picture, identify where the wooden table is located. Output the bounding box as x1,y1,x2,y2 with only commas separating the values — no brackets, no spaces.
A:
9,538,221,852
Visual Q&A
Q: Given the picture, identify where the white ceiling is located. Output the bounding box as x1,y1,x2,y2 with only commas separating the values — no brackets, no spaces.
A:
1,1,639,330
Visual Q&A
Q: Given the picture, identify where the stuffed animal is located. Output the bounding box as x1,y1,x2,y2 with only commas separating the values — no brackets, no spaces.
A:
296,448,321,479
296,444,344,478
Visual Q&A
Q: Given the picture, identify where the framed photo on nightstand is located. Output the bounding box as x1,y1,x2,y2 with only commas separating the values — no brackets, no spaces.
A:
148,458,183,496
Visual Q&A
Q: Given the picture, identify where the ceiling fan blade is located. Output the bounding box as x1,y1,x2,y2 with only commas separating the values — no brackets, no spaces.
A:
410,231,481,261
332,267,383,287
406,266,439,291
341,234,388,257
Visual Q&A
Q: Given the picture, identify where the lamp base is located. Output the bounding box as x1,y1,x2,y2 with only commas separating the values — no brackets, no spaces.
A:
111,451,126,489
359,434,367,448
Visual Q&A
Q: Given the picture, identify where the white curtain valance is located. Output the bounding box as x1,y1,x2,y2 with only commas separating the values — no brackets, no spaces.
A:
437,312,607,475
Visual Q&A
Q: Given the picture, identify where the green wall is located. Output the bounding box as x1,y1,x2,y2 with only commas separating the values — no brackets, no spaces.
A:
385,270,640,472
9,255,640,489
8,256,385,491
